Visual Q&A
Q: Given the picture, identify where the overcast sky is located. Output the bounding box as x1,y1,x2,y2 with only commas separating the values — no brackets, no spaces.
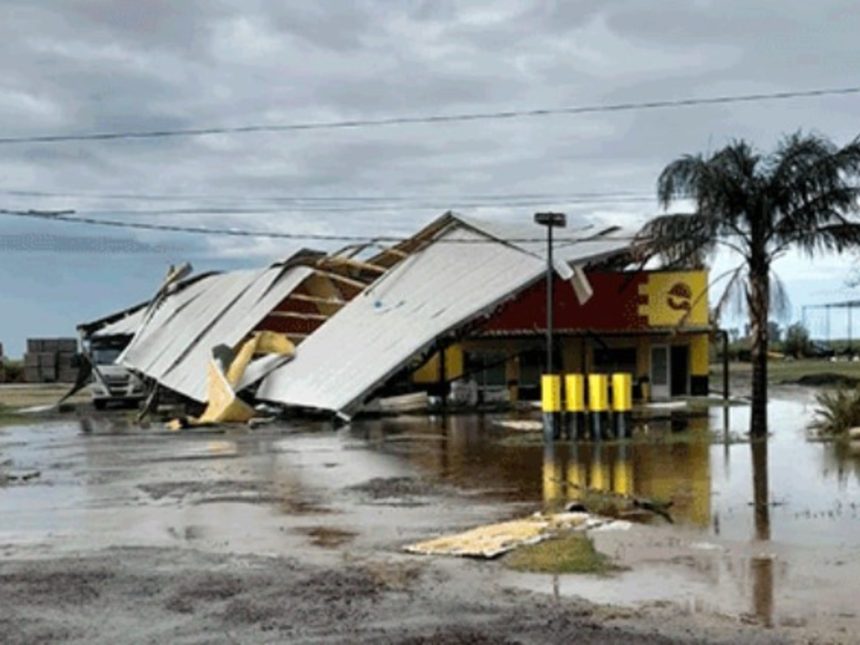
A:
1,0,859,355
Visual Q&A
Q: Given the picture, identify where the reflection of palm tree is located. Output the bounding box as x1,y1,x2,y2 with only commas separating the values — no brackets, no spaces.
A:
750,556,774,627
750,438,774,626
751,439,770,541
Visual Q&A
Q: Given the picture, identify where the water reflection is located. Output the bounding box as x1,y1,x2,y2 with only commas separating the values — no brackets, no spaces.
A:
750,556,774,627
749,437,773,625
751,439,770,541
352,399,860,545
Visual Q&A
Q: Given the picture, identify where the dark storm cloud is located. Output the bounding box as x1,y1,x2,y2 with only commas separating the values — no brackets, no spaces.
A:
0,0,858,264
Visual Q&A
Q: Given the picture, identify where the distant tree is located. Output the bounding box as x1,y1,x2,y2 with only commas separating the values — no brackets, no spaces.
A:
767,320,783,344
783,322,811,358
637,132,860,436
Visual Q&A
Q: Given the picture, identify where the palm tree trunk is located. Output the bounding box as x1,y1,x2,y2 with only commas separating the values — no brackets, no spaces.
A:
748,263,770,436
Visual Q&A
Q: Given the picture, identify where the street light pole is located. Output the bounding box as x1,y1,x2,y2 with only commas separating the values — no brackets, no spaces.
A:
534,212,567,441
546,221,554,375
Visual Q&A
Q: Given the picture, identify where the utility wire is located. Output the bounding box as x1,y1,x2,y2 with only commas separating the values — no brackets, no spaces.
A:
0,86,857,145
67,196,656,216
0,187,654,203
0,208,637,244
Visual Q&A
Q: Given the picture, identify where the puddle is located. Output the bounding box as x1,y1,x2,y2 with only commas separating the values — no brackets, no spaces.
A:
350,396,860,631
351,397,860,547
2,395,859,634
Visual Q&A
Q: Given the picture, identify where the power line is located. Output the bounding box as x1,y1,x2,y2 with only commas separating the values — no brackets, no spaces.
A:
68,196,655,216
0,208,637,244
0,86,857,145
0,187,653,203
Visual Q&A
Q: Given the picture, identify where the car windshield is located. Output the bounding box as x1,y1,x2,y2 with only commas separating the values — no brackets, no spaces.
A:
91,347,123,365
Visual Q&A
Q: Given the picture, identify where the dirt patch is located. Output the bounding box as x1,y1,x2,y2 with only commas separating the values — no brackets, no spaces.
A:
0,545,797,643
138,479,267,501
138,479,334,514
0,566,114,606
296,526,357,548
347,476,440,501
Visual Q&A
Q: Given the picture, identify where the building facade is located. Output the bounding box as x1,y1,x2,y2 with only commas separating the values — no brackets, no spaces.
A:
414,269,711,402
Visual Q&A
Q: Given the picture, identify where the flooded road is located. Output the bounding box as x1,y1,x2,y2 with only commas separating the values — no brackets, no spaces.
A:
1,390,858,641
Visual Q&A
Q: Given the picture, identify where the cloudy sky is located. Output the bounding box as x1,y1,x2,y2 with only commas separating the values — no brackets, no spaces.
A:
1,0,859,355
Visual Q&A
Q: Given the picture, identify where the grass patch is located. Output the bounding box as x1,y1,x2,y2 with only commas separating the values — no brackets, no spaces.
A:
712,359,860,386
504,533,622,575
0,403,26,427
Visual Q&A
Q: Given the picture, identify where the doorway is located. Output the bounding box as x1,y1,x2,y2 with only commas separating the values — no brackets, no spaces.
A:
670,345,689,396
650,345,670,400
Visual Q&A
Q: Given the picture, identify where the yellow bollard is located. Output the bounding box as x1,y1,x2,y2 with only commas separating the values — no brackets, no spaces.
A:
611,372,633,439
565,374,586,441
541,374,562,441
588,374,609,440
565,374,586,412
611,373,633,412
588,374,609,411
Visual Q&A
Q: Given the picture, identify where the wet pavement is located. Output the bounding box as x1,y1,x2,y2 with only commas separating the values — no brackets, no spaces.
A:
1,390,859,641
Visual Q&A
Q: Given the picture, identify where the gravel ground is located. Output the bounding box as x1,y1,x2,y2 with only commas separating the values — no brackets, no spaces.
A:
0,546,788,644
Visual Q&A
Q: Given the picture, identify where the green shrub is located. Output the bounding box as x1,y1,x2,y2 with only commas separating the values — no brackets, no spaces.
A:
783,323,812,358
809,387,860,436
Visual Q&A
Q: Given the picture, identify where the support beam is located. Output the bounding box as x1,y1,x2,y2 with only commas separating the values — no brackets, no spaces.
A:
268,311,330,321
312,269,369,290
286,293,346,306
320,256,388,274
376,246,408,259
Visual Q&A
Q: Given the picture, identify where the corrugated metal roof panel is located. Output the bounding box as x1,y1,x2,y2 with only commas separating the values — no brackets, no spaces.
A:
256,226,542,413
120,265,313,402
91,307,147,338
257,217,632,414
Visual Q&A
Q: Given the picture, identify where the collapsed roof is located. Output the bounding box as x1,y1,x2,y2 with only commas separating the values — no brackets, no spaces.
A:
105,250,379,403
256,213,632,416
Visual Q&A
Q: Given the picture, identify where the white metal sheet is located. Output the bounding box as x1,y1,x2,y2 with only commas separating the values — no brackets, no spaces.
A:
120,265,313,402
258,217,631,414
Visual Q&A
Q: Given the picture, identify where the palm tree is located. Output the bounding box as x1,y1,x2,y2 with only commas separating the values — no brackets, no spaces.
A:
637,133,860,435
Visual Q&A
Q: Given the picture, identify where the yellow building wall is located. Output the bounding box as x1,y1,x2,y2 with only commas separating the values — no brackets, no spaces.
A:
412,345,464,383
638,271,709,328
689,333,710,376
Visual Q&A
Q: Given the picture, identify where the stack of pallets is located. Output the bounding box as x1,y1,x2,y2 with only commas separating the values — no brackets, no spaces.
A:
23,338,78,383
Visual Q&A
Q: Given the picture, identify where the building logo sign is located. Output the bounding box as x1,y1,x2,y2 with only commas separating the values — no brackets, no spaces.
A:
638,272,708,328
667,283,692,311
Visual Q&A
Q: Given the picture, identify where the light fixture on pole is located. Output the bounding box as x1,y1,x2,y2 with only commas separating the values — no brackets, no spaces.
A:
534,212,566,442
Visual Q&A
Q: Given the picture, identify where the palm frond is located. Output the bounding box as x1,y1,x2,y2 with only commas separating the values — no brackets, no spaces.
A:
769,132,860,235
634,212,716,267
768,270,790,321
710,263,747,324
788,222,860,255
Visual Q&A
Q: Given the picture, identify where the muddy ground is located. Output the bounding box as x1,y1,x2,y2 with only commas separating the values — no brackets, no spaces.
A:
0,393,855,643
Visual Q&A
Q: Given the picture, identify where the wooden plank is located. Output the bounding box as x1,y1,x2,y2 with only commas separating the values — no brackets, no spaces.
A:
312,269,369,290
268,311,330,321
320,256,387,274
286,293,346,306
376,246,408,259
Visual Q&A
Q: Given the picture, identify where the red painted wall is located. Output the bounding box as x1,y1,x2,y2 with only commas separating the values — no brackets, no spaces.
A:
481,272,649,334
